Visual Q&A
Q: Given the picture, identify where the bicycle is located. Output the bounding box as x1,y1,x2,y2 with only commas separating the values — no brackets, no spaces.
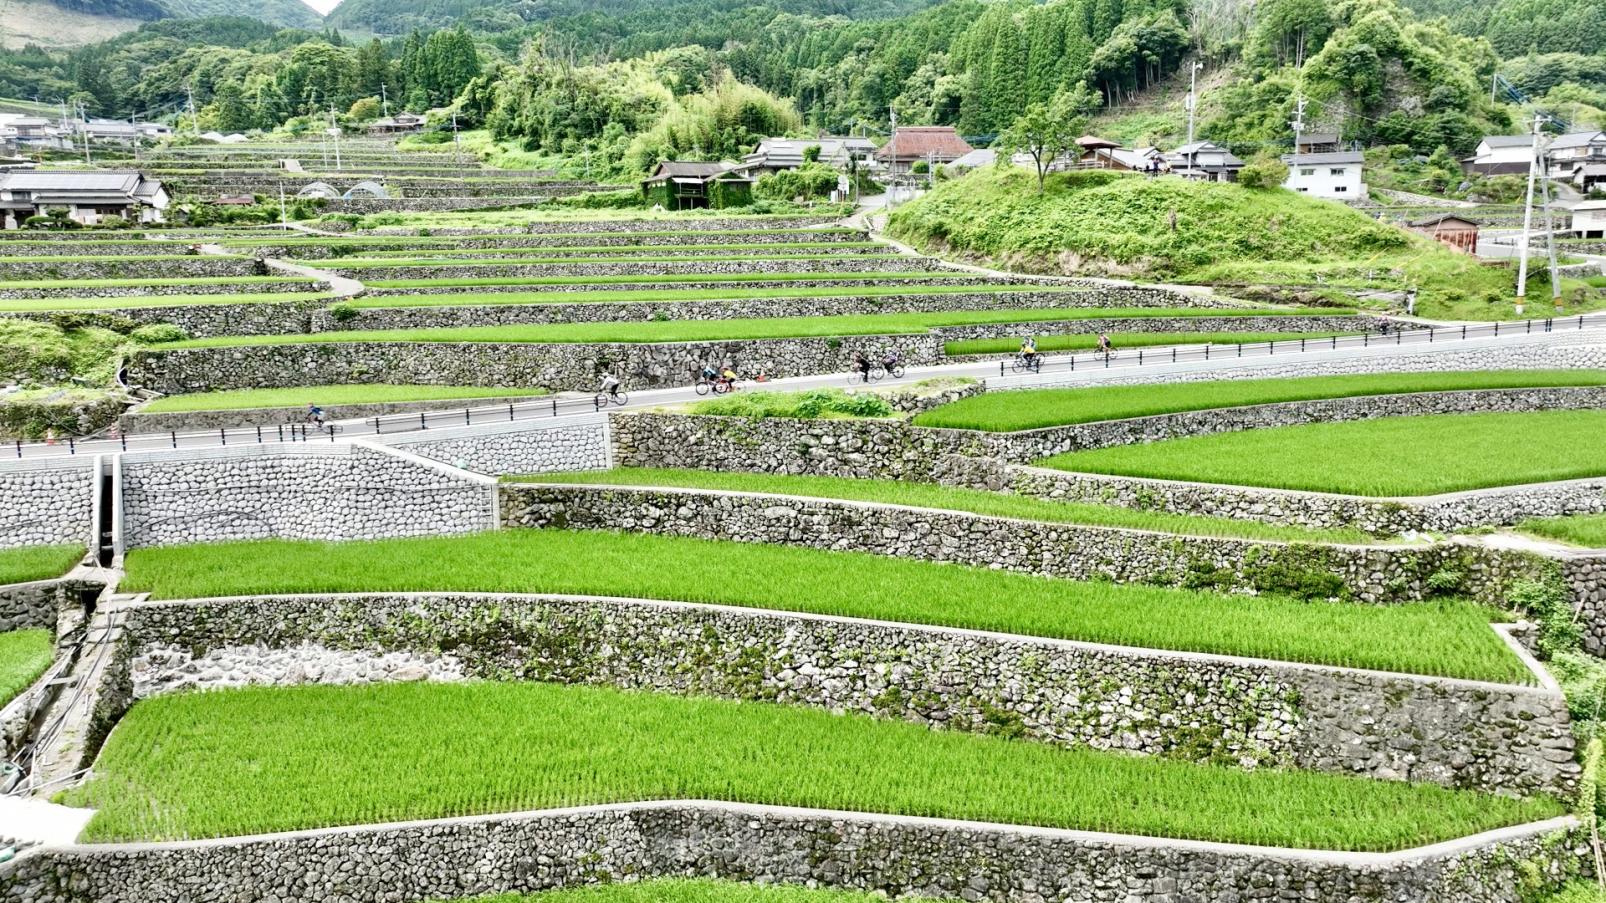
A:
876,357,906,380
1010,353,1042,374
694,377,735,396
594,389,630,408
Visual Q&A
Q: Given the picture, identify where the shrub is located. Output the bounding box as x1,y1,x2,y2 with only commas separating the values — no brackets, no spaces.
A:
692,389,894,420
130,324,190,344
328,303,359,324
1237,154,1290,190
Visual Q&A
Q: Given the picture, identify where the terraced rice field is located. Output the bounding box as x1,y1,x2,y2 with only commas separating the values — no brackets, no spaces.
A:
64,681,1559,847
1518,514,1606,549
514,467,1373,543
120,532,1527,681
0,629,54,704
0,544,83,585
915,371,1606,431
1041,410,1606,496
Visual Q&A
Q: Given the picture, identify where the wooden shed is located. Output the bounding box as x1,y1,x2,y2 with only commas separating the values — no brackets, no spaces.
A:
1408,213,1480,255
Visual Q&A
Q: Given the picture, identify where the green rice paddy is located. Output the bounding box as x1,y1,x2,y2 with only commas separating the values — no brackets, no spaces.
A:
0,629,54,704
0,544,83,585
120,531,1527,682
65,681,1560,847
915,371,1606,432
1517,514,1606,549
1042,411,1606,496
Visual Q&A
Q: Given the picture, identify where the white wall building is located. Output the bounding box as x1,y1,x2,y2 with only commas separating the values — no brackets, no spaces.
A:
1465,135,1533,176
1281,150,1367,199
0,171,169,229
1573,200,1606,239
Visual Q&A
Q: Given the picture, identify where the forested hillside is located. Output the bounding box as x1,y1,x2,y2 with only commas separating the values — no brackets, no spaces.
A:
0,0,1600,176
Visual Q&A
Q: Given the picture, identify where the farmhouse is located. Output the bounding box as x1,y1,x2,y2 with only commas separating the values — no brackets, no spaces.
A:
1408,213,1480,254
368,113,427,136
741,137,876,175
1464,135,1531,176
1281,150,1366,199
1295,131,1342,154
1572,200,1606,239
641,161,755,209
0,170,169,229
874,126,974,174
1166,141,1244,182
1546,131,1606,178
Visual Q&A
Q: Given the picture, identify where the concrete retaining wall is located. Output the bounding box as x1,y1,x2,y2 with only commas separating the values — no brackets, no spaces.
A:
120,394,551,434
498,483,1549,605
118,443,496,549
388,418,611,476
116,592,1576,795
0,802,1579,903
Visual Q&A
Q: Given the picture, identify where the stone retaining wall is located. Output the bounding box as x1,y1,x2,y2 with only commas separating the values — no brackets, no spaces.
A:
1020,333,1606,388
935,314,1382,345
113,592,1576,795
118,443,495,549
0,243,196,257
389,420,611,475
0,802,1579,903
124,334,947,395
120,394,550,434
245,231,870,257
0,279,321,301
318,257,940,281
0,577,95,633
944,458,1606,538
6,301,322,339
498,483,1548,605
0,459,94,550
0,392,127,441
363,275,1057,297
1567,555,1606,656
361,216,846,235
0,257,263,280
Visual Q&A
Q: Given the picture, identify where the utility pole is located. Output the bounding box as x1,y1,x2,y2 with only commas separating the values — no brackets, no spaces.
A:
78,100,91,165
1539,147,1562,308
1289,94,1306,168
1185,61,1204,145
380,83,389,118
1515,113,1547,314
185,81,198,137
328,102,342,171
451,110,462,165
887,104,898,205
1491,72,1498,105
279,183,288,232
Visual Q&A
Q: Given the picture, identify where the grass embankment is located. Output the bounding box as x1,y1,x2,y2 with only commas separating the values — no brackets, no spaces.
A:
886,167,1599,320
0,544,83,585
66,681,1560,847
1518,514,1606,549
1043,411,1606,497
687,389,895,420
120,531,1524,682
151,316,1346,350
349,283,1095,308
333,209,850,230
0,293,332,313
451,881,934,903
915,370,1606,432
141,385,549,414
516,468,1372,544
222,229,867,248
365,271,987,289
0,629,54,704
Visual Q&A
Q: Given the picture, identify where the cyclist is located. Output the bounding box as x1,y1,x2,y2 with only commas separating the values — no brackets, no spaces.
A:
1019,336,1039,370
851,351,872,383
1095,333,1114,355
305,403,327,429
881,351,901,372
599,372,622,400
700,363,719,384
720,365,739,391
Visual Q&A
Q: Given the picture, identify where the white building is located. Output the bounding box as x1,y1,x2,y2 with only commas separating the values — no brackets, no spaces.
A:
1464,135,1533,176
0,171,169,229
1573,200,1606,239
1281,150,1366,199
1548,130,1606,179
740,136,877,175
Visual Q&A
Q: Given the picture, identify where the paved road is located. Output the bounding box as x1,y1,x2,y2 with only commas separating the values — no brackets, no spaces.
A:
9,317,1602,463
